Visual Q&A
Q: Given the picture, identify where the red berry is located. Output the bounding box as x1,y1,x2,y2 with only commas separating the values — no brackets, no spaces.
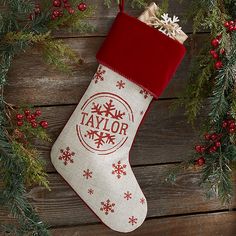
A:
211,38,219,47
204,133,211,140
229,20,234,25
216,34,222,40
35,109,42,116
222,121,228,128
209,146,217,153
224,21,230,28
200,147,206,153
215,141,221,147
34,4,41,14
16,114,24,120
229,25,234,31
210,50,215,55
229,128,235,133
229,122,236,129
212,52,219,59
68,8,75,14
40,121,48,128
228,119,235,124
211,133,218,141
195,145,202,153
53,9,60,17
53,0,61,7
215,61,223,70
64,2,70,8
51,14,57,20
29,13,34,20
30,114,36,120
196,157,205,166
24,109,30,116
78,2,87,11
63,0,68,2
220,48,225,54
17,121,24,127
31,122,38,128
210,50,218,59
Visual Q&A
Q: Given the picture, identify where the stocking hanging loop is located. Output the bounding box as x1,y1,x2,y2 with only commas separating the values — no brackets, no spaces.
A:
119,0,124,12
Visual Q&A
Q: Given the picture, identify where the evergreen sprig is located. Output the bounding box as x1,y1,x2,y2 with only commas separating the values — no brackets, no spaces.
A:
0,0,95,234
168,0,236,204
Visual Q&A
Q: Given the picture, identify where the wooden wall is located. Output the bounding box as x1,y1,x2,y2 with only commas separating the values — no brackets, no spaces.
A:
2,1,236,235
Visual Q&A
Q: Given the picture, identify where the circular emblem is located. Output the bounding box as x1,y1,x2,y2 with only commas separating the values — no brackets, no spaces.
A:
76,92,134,155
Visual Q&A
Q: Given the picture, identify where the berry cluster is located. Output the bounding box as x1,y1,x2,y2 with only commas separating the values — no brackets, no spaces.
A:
224,20,236,32
29,4,41,20
222,119,236,133
195,132,222,166
51,0,87,20
210,35,224,70
210,19,235,70
16,109,48,129
194,118,236,166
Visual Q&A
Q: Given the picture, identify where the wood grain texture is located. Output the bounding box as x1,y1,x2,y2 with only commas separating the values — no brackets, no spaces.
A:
51,212,236,236
1,165,235,227
2,1,229,234
4,34,207,106
34,100,201,172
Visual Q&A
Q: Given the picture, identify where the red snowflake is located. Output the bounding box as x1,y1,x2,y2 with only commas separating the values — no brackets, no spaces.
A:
116,80,125,89
91,100,125,120
88,188,94,195
93,65,105,83
100,199,115,215
58,147,75,165
112,160,127,179
124,191,132,200
85,130,115,148
140,89,150,99
83,169,93,179
128,216,138,225
140,197,145,204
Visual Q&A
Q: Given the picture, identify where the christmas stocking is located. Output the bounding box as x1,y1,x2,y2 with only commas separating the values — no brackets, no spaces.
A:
51,2,187,233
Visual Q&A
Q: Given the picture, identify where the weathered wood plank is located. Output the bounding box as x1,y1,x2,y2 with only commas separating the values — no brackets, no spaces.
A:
5,34,206,106
1,165,235,227
51,212,236,236
54,0,196,37
34,100,201,172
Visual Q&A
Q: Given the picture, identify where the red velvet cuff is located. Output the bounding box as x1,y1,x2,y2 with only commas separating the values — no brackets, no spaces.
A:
96,12,186,99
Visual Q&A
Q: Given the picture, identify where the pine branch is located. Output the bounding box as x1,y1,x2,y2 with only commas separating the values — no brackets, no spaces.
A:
41,39,81,73
0,115,49,235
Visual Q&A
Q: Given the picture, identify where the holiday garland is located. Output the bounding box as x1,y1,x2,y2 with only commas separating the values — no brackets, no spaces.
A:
167,0,236,204
0,0,148,235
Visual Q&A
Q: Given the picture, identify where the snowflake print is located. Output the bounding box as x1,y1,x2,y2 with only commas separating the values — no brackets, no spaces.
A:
140,89,150,99
140,197,145,204
92,100,125,120
83,169,93,179
58,147,75,165
84,99,126,149
100,199,115,215
93,65,105,83
85,130,115,148
88,188,94,195
124,191,132,200
116,80,125,89
112,160,127,179
128,216,138,226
